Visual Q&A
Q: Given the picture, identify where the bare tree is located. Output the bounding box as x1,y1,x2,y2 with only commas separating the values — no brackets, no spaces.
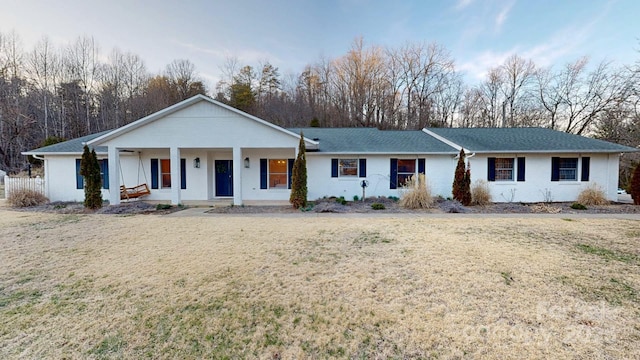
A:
66,36,100,134
538,58,626,134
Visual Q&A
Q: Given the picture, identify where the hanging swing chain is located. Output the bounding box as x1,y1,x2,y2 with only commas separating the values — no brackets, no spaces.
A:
138,152,149,184
118,154,126,187
118,151,150,188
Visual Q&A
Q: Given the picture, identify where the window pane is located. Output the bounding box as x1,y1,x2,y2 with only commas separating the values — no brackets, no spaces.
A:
161,159,171,173
160,159,171,188
339,159,358,176
397,159,415,173
397,173,413,187
495,158,514,181
269,159,288,188
269,159,287,173
559,158,578,181
162,174,172,188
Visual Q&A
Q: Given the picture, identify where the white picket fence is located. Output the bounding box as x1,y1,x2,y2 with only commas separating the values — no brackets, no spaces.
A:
3,176,45,198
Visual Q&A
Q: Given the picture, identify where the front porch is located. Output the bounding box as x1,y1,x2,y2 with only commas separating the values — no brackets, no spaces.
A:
107,146,297,206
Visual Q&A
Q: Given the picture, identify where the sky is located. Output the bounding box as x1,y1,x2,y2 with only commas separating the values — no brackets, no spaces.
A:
0,0,638,88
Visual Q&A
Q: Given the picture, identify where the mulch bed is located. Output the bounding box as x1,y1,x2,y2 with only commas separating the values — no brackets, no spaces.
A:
205,196,640,215
6,196,639,215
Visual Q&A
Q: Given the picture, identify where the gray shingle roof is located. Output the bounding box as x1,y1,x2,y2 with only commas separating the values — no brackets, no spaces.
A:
23,130,111,155
289,128,458,154
426,127,637,153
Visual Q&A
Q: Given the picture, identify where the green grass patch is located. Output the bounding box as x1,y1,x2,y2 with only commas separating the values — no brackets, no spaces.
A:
500,271,514,285
89,333,127,358
576,244,639,264
353,231,391,244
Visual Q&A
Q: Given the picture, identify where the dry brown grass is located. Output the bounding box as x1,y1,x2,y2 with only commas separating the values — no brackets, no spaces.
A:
399,174,434,209
471,180,492,206
1,210,639,359
577,183,609,206
6,188,48,207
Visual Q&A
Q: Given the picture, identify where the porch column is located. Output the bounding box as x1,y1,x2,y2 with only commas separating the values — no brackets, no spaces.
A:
232,147,242,205
108,146,120,205
170,147,181,205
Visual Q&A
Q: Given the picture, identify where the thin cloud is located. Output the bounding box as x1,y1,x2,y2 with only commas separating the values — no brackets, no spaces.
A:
495,1,515,31
459,16,600,83
455,0,475,10
173,40,281,66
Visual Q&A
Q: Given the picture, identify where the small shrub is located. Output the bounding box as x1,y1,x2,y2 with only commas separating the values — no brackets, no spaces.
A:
387,196,399,202
577,184,608,206
471,180,492,206
399,174,433,209
571,202,587,210
7,189,48,207
371,203,385,210
353,195,359,201
156,203,172,210
335,196,347,205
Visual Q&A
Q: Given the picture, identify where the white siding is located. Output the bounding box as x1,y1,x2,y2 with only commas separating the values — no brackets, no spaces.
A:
45,155,111,202
100,101,301,149
306,154,456,201
468,153,619,202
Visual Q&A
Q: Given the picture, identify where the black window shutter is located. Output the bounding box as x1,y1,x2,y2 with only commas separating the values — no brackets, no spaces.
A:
260,159,268,189
390,158,398,189
76,159,83,189
151,159,159,189
102,160,109,189
180,158,186,189
418,158,425,174
331,159,338,178
517,157,525,182
359,159,367,177
581,157,590,181
551,157,560,181
287,159,294,189
487,157,496,182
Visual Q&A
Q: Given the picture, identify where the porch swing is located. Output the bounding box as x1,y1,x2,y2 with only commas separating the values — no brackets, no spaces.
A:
119,152,151,200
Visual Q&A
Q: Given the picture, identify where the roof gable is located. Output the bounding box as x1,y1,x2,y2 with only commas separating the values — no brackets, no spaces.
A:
87,94,318,148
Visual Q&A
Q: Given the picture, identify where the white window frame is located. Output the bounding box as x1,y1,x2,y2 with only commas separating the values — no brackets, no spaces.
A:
160,159,171,189
559,158,578,181
495,158,514,181
397,159,417,187
268,159,288,189
339,159,358,177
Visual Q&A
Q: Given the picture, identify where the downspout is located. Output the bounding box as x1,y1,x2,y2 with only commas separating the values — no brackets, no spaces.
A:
30,154,49,198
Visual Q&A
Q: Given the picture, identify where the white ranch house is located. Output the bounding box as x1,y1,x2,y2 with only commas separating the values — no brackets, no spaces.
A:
23,94,637,205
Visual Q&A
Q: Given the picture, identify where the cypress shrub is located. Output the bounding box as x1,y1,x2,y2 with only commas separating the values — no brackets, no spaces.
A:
452,149,472,206
80,145,103,209
290,132,308,209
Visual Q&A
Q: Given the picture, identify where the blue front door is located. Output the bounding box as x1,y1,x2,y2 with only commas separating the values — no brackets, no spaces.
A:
215,160,233,197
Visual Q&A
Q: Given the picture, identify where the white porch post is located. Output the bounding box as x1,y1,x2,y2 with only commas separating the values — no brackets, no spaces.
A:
170,147,181,205
108,146,120,205
233,147,242,205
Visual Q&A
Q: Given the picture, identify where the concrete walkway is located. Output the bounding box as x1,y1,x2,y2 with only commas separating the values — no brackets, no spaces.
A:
166,206,640,220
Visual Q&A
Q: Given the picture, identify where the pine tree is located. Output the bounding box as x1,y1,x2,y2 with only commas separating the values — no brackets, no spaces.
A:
80,145,103,209
452,148,472,205
289,132,308,209
630,163,640,205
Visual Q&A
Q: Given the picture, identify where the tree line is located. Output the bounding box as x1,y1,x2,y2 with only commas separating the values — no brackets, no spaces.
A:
2,32,639,178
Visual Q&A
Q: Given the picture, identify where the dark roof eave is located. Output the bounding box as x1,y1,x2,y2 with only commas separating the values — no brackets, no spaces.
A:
466,149,638,154
307,151,459,155
21,151,109,156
